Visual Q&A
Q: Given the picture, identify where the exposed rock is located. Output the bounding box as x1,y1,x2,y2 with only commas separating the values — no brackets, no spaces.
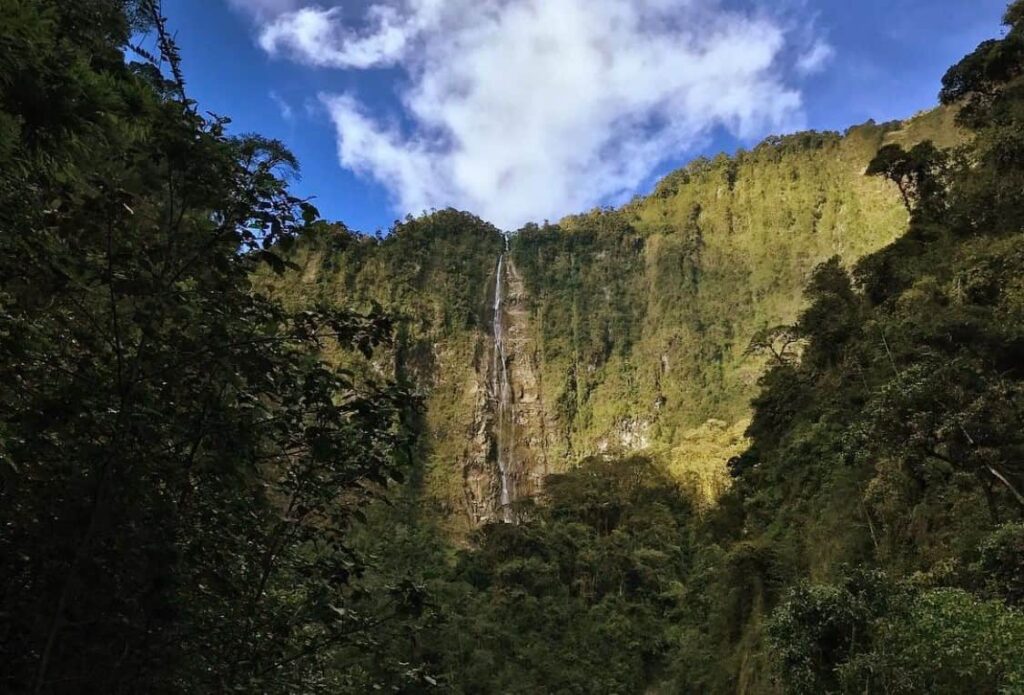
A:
595,416,652,454
460,377,500,524
484,255,556,516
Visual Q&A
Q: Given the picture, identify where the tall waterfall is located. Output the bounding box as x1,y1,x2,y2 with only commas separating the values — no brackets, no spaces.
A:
492,237,514,522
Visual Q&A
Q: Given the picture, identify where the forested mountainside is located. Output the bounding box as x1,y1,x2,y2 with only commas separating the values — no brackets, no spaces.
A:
2,0,1024,693
270,107,959,528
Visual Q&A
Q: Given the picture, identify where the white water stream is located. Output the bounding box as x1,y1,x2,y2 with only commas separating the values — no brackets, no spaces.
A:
492,237,513,521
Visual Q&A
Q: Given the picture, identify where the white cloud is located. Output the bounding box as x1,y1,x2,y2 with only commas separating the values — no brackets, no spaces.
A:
259,3,446,68
796,39,835,75
320,94,443,212
251,0,816,229
227,0,302,21
269,90,295,122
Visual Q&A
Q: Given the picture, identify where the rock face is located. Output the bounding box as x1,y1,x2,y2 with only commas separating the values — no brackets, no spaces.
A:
466,252,556,523
460,371,500,524
596,417,652,454
498,256,555,509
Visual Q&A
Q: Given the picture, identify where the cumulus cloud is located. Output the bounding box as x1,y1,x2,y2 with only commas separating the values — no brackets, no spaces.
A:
259,3,445,68
250,0,820,229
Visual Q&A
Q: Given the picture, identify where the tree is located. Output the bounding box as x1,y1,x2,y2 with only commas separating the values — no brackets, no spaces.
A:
940,2,1024,128
0,1,411,691
746,325,803,366
795,257,862,368
978,523,1024,606
866,141,949,216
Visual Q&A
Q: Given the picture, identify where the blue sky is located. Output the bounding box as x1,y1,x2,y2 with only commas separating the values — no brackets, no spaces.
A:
162,0,1009,233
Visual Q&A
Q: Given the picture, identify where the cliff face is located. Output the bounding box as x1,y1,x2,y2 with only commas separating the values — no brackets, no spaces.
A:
509,111,961,497
259,211,504,532
495,255,556,515
269,110,960,528
450,251,556,524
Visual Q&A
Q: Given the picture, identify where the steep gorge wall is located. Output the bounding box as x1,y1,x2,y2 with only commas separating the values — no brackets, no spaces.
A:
259,211,506,531
267,109,961,528
493,254,557,516
416,247,556,525
510,110,961,495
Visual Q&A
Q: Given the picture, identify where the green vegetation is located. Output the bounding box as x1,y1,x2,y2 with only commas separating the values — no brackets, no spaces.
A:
374,457,698,693
2,0,1024,693
510,112,957,492
682,6,1024,688
0,1,414,691
257,212,504,528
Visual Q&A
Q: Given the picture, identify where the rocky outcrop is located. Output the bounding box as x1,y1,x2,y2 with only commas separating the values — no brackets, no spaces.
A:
499,256,556,504
460,370,501,524
595,417,652,454
464,253,559,523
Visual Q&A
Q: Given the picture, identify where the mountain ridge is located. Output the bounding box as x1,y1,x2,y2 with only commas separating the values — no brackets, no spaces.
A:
5,0,1024,689
265,106,962,528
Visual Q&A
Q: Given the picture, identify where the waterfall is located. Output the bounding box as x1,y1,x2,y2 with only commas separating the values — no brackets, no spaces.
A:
492,237,514,522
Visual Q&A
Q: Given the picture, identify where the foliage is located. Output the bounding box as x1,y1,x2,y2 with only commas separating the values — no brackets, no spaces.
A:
977,523,1024,606
768,573,1024,694
0,1,412,691
421,457,697,693
695,6,1024,690
5,0,1024,693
